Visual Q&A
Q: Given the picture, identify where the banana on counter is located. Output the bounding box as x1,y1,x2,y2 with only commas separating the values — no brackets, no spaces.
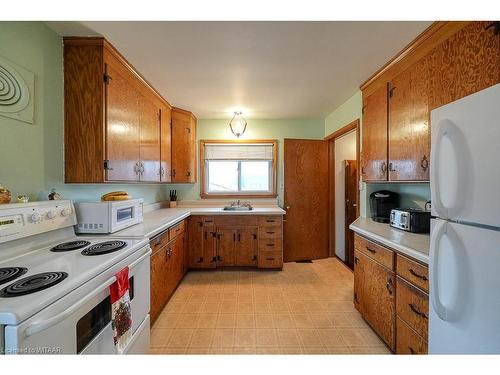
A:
101,191,131,201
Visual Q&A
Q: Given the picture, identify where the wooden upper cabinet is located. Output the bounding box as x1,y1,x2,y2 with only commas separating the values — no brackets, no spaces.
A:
160,104,172,182
388,57,430,181
138,95,161,182
361,84,388,182
171,107,197,183
63,37,174,183
428,21,500,111
104,57,141,181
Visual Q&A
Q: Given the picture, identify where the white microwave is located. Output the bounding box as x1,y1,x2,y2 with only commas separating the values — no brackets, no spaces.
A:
74,198,143,233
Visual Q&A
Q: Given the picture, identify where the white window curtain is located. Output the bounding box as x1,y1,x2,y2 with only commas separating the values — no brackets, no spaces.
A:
204,143,274,160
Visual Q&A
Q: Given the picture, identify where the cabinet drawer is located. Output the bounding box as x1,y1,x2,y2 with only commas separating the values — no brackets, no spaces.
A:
258,250,283,268
354,234,394,270
259,237,282,251
168,220,186,240
396,317,428,354
214,216,258,226
396,254,429,293
259,227,281,239
150,230,169,254
258,216,282,228
396,277,429,339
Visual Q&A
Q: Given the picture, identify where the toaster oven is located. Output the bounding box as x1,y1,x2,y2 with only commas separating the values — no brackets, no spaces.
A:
390,208,431,233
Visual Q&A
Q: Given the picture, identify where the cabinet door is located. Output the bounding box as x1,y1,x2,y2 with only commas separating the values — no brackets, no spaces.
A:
139,95,161,182
235,228,258,266
389,58,430,181
150,246,169,324
354,250,395,350
202,225,217,268
171,108,196,183
216,229,236,267
188,218,204,268
361,84,388,181
160,105,172,182
170,233,185,288
428,21,500,111
105,61,140,181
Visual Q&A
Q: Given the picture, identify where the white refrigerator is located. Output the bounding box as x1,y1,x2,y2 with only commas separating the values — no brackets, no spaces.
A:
429,83,500,354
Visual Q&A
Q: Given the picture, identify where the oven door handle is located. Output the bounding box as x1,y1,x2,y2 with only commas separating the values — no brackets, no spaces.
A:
24,249,151,338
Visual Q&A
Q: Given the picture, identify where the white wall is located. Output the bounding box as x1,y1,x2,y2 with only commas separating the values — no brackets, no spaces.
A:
334,130,357,261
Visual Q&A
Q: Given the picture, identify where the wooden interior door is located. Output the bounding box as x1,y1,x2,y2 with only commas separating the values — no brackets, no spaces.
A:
361,84,388,181
283,139,329,262
105,61,140,181
235,227,258,266
160,105,172,182
344,160,358,270
139,96,161,182
389,58,430,181
217,228,236,266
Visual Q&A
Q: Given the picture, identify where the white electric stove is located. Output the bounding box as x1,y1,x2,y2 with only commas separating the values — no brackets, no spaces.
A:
0,200,151,354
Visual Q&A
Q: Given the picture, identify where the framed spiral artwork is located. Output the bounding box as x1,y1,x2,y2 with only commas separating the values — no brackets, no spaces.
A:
0,56,34,124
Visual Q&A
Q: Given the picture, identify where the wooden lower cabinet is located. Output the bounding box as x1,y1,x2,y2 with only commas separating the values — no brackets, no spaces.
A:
188,215,282,269
150,221,187,325
354,250,395,350
354,233,430,354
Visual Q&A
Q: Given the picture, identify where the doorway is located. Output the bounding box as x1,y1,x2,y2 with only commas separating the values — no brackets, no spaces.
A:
326,120,360,270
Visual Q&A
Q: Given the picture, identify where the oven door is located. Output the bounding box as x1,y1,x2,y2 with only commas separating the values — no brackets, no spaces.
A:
4,247,150,354
110,200,143,233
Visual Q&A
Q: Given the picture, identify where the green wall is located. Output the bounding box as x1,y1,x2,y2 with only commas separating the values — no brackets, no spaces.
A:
323,91,431,217
0,22,323,206
174,118,325,205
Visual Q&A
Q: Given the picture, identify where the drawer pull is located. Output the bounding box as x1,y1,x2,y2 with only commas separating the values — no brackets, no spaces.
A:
409,268,428,281
266,244,275,247
266,231,275,234
197,257,204,263
409,347,416,355
409,303,428,319
252,255,257,261
266,220,275,223
266,257,275,261
366,247,376,254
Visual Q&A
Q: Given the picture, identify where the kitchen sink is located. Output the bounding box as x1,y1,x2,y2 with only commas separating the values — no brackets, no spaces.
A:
223,206,253,211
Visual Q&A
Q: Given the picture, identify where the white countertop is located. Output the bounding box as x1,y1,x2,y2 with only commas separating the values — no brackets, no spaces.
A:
115,205,285,239
349,217,430,264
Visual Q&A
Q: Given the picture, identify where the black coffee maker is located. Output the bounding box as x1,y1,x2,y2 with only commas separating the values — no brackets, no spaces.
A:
370,190,400,223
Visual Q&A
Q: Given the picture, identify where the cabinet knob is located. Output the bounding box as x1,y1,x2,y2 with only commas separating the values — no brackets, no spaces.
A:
380,161,387,174
420,155,429,171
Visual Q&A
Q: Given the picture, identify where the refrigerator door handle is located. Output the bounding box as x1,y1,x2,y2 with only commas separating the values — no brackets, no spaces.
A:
431,120,451,219
430,219,449,321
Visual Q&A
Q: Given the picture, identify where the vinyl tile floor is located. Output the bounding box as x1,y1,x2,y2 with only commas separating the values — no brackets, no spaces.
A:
149,257,390,355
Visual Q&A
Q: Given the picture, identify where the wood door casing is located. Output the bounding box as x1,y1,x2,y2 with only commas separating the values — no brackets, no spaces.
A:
160,104,172,182
139,95,161,182
428,21,500,111
354,250,396,350
389,57,430,181
283,139,329,262
361,84,388,182
105,61,140,181
171,108,196,183
235,227,258,266
344,160,358,269
217,228,236,266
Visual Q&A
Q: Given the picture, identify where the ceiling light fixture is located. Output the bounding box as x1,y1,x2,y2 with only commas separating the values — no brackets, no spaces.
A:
229,111,247,138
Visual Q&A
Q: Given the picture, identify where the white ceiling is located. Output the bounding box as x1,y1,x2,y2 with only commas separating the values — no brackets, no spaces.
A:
47,21,432,120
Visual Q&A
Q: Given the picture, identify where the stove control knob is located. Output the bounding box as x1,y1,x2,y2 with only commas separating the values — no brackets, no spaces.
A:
61,207,72,217
47,210,56,220
30,212,41,223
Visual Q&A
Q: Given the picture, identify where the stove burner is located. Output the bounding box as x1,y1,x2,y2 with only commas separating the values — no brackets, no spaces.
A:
81,240,127,256
0,267,28,285
51,240,91,252
0,272,68,297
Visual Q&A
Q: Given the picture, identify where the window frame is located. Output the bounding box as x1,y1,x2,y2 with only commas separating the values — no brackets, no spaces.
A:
200,139,278,199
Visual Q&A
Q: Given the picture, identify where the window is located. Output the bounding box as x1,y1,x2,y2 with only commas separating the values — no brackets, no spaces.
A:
200,140,277,198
